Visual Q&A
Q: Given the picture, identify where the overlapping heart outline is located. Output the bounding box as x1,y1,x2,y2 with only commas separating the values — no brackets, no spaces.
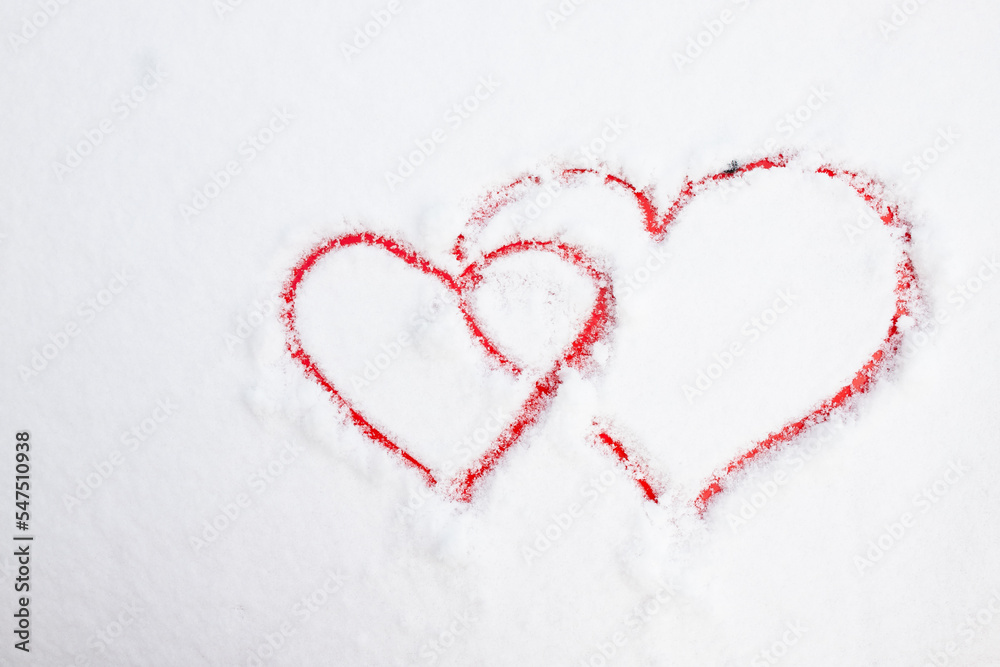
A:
280,153,921,514
280,233,615,501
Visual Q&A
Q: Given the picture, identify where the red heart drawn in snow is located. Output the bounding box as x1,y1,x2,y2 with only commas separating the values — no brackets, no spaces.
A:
280,233,613,501
449,154,921,514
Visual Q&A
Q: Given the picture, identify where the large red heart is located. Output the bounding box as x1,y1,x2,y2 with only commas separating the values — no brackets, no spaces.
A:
280,232,613,501
450,154,920,514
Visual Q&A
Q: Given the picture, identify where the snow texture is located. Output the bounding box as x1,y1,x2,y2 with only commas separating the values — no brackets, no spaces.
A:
1,0,998,665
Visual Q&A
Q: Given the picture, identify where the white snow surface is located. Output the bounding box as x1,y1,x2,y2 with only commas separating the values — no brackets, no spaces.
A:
1,1,999,665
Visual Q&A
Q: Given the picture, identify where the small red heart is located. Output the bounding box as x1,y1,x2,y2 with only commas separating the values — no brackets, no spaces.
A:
280,232,613,501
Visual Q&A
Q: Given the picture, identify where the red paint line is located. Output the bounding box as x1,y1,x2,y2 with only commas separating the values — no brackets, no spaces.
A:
285,153,922,511
689,162,918,515
594,432,659,503
452,368,562,502
283,232,613,502
446,155,919,514
452,175,542,261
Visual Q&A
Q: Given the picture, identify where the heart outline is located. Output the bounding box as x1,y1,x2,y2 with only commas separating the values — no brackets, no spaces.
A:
280,231,614,501
451,154,921,514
